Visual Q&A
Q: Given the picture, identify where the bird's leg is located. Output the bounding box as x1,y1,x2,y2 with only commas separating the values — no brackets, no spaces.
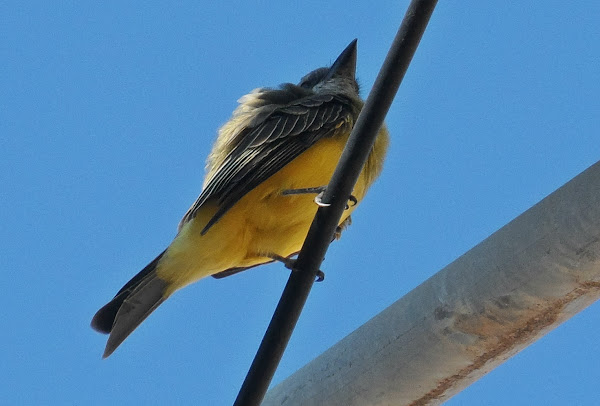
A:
267,253,325,282
282,186,357,209
282,186,330,206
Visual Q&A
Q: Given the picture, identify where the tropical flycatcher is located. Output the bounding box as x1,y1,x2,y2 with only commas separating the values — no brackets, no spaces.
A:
91,39,389,358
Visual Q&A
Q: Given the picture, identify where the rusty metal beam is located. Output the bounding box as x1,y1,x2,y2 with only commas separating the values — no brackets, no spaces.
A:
263,160,600,405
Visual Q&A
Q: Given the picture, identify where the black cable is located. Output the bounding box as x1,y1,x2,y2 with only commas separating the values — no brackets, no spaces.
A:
234,1,438,404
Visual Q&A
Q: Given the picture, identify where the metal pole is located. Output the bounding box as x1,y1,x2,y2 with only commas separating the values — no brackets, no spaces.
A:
234,1,438,404
263,161,600,405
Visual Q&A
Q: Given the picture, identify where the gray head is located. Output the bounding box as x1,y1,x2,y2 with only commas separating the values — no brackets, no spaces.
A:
298,39,359,97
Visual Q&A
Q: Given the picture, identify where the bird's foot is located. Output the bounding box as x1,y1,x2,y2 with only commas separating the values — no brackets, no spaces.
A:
282,186,357,210
267,253,325,282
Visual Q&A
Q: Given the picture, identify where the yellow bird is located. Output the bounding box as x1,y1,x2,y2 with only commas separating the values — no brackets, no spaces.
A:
91,39,389,358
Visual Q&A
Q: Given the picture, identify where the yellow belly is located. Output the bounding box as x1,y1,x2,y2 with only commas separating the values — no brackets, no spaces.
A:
157,134,367,294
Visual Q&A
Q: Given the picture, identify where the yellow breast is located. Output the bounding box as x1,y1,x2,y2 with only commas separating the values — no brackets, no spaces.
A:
157,127,388,294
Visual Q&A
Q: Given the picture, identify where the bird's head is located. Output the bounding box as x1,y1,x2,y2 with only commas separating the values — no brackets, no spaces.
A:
298,39,359,98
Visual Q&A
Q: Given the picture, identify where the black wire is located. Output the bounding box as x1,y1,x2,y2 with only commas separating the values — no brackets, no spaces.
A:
234,1,438,404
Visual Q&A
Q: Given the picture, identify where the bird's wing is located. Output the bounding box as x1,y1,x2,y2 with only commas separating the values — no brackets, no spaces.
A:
179,92,355,234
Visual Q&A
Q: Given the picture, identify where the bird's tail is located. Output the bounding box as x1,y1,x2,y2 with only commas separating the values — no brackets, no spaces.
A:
91,250,168,358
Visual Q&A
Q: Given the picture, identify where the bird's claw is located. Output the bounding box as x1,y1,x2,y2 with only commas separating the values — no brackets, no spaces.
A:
267,253,325,282
315,191,357,210
346,195,357,209
282,186,356,210
314,191,331,207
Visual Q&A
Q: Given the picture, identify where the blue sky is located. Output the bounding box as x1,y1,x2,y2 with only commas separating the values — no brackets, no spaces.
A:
1,1,599,405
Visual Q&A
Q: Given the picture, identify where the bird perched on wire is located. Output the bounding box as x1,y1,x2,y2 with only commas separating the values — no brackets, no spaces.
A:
91,39,389,358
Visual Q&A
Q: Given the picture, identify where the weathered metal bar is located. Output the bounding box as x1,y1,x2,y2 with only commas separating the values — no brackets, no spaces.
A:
264,161,600,405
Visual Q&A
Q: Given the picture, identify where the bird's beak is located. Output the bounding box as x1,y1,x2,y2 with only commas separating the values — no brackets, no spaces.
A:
324,39,357,81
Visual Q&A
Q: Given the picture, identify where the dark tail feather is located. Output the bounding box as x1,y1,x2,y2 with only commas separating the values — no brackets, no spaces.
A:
91,250,168,358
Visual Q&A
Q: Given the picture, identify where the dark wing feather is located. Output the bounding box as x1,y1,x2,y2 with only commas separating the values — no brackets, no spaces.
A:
180,92,356,234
